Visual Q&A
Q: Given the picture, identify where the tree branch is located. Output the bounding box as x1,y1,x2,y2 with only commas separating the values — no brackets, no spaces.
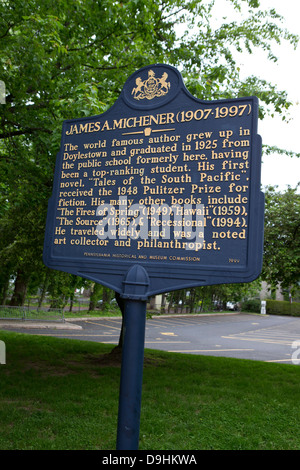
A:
0,127,52,139
82,63,129,71
0,23,14,40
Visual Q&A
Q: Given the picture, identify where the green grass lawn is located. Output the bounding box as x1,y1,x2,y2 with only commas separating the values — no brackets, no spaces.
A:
0,329,299,450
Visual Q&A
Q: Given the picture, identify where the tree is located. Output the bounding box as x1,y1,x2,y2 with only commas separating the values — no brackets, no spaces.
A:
262,185,300,297
0,0,298,306
88,283,113,311
166,279,261,313
1,1,298,143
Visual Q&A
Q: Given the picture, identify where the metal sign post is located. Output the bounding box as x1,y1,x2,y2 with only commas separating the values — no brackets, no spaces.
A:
116,298,147,449
116,265,149,450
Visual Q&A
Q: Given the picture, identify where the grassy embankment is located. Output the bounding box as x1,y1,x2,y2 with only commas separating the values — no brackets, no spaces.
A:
0,329,299,450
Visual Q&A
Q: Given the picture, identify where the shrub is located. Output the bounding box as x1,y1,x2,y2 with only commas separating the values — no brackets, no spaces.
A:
266,300,300,317
240,299,261,313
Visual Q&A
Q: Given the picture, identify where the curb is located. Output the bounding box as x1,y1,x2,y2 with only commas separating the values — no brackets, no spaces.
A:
0,320,82,330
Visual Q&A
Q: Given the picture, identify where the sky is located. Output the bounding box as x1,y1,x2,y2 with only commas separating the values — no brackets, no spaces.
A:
215,0,300,191
243,0,299,191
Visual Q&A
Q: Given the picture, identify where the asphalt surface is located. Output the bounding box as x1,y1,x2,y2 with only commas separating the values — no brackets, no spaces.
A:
1,312,300,364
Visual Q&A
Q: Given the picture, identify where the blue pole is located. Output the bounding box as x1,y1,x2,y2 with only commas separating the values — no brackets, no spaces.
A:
116,298,147,450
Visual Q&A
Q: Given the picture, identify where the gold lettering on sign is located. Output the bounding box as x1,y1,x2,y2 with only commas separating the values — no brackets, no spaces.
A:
54,99,255,264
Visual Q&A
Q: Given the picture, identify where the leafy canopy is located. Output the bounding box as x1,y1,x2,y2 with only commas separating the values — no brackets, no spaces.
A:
0,0,298,303
262,185,300,295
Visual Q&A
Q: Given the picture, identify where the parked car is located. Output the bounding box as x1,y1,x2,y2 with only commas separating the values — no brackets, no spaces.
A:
226,302,237,311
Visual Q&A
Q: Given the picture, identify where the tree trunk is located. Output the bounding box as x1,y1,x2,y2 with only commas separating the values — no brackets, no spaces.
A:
9,270,28,306
89,283,101,311
0,277,9,305
115,292,125,350
100,287,110,310
38,270,49,308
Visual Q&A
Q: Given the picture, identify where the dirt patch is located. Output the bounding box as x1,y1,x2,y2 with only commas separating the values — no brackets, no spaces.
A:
87,347,166,368
4,348,166,376
92,347,123,367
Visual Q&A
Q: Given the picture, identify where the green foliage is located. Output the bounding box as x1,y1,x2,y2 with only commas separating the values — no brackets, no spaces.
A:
266,300,300,317
240,298,261,313
0,0,299,304
262,185,300,295
166,279,261,312
88,284,114,311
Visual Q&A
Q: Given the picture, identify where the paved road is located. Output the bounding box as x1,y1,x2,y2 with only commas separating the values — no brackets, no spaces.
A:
2,313,300,364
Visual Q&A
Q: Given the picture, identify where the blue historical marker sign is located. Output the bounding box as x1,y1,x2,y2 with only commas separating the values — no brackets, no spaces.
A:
43,64,264,298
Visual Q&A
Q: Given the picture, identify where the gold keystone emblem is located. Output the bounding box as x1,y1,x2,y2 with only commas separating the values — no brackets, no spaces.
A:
132,70,170,100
